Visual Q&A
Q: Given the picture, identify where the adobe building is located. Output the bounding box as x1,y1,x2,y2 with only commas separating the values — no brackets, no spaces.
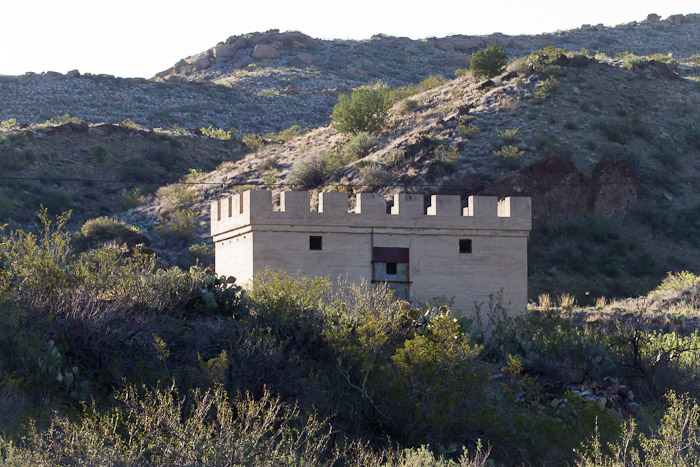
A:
210,190,531,314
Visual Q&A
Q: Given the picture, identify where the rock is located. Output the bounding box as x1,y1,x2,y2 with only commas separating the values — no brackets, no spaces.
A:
231,38,250,50
486,33,510,47
297,52,314,66
649,60,679,79
278,31,318,49
45,122,89,136
478,79,494,90
437,41,456,52
282,84,301,94
487,155,641,220
590,159,641,215
668,14,685,25
44,71,62,78
486,154,591,220
213,44,237,61
188,53,212,70
448,36,485,52
325,59,342,70
66,69,80,78
251,44,281,59
646,13,661,23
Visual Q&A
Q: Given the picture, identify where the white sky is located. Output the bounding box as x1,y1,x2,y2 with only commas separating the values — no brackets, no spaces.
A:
0,1,697,78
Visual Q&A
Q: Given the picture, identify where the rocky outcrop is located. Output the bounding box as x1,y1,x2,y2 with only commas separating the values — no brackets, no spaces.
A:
487,155,641,220
252,44,282,59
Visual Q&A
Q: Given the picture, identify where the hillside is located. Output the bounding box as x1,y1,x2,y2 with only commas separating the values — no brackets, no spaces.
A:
120,47,700,302
3,12,700,467
2,13,700,135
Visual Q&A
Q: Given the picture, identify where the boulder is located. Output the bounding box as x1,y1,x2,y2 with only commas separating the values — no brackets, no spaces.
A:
297,52,314,65
645,13,661,23
251,44,281,59
668,14,685,24
278,31,318,49
213,44,238,61
436,41,456,52
486,33,511,47
45,122,89,136
649,60,679,79
188,53,212,70
590,159,640,215
449,36,485,52
66,69,80,78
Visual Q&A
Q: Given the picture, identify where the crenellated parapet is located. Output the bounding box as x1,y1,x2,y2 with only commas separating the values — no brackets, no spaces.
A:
211,190,531,238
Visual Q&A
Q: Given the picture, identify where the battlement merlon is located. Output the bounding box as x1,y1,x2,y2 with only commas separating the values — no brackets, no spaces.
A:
211,190,532,237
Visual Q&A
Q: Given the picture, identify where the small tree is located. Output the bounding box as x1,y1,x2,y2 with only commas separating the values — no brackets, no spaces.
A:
331,84,392,134
470,45,508,80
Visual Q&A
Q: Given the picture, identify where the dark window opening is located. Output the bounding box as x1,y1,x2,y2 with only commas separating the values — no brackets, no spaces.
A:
309,236,322,250
386,262,397,275
459,239,472,254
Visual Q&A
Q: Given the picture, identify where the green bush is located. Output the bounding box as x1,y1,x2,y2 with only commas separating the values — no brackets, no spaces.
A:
289,154,325,189
493,145,524,167
73,217,141,251
242,133,264,152
0,149,29,171
420,74,448,90
89,144,109,167
470,45,507,80
331,83,393,134
5,385,334,466
533,76,560,101
358,163,392,188
341,132,379,160
201,126,231,140
400,99,418,113
155,208,198,244
0,118,18,130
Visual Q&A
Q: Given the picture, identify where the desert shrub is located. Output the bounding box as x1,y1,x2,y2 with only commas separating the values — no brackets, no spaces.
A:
358,163,392,188
0,118,18,130
649,52,678,65
121,118,145,130
242,133,264,152
432,144,461,168
457,116,480,137
201,126,231,140
188,243,214,266
89,144,109,167
121,187,145,208
498,128,520,144
388,84,419,102
0,148,29,171
44,114,83,126
289,154,325,189
596,117,631,144
5,385,334,467
341,132,379,160
533,76,560,101
454,68,470,78
618,51,650,69
41,187,73,214
266,124,307,144
576,391,700,466
160,184,202,210
669,203,700,245
684,122,700,149
72,217,141,251
470,45,507,79
155,208,198,243
420,74,448,90
654,271,700,293
381,314,488,444
400,98,418,113
331,83,393,134
515,47,569,75
493,145,524,167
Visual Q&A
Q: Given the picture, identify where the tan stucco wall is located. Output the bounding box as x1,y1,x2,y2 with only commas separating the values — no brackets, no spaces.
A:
211,191,531,315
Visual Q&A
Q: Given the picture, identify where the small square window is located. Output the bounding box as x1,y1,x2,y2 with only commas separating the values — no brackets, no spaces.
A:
459,239,472,254
386,262,397,275
309,236,322,250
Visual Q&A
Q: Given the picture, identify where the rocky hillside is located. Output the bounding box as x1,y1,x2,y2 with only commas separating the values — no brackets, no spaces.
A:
2,13,700,136
2,12,700,303
121,46,700,302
